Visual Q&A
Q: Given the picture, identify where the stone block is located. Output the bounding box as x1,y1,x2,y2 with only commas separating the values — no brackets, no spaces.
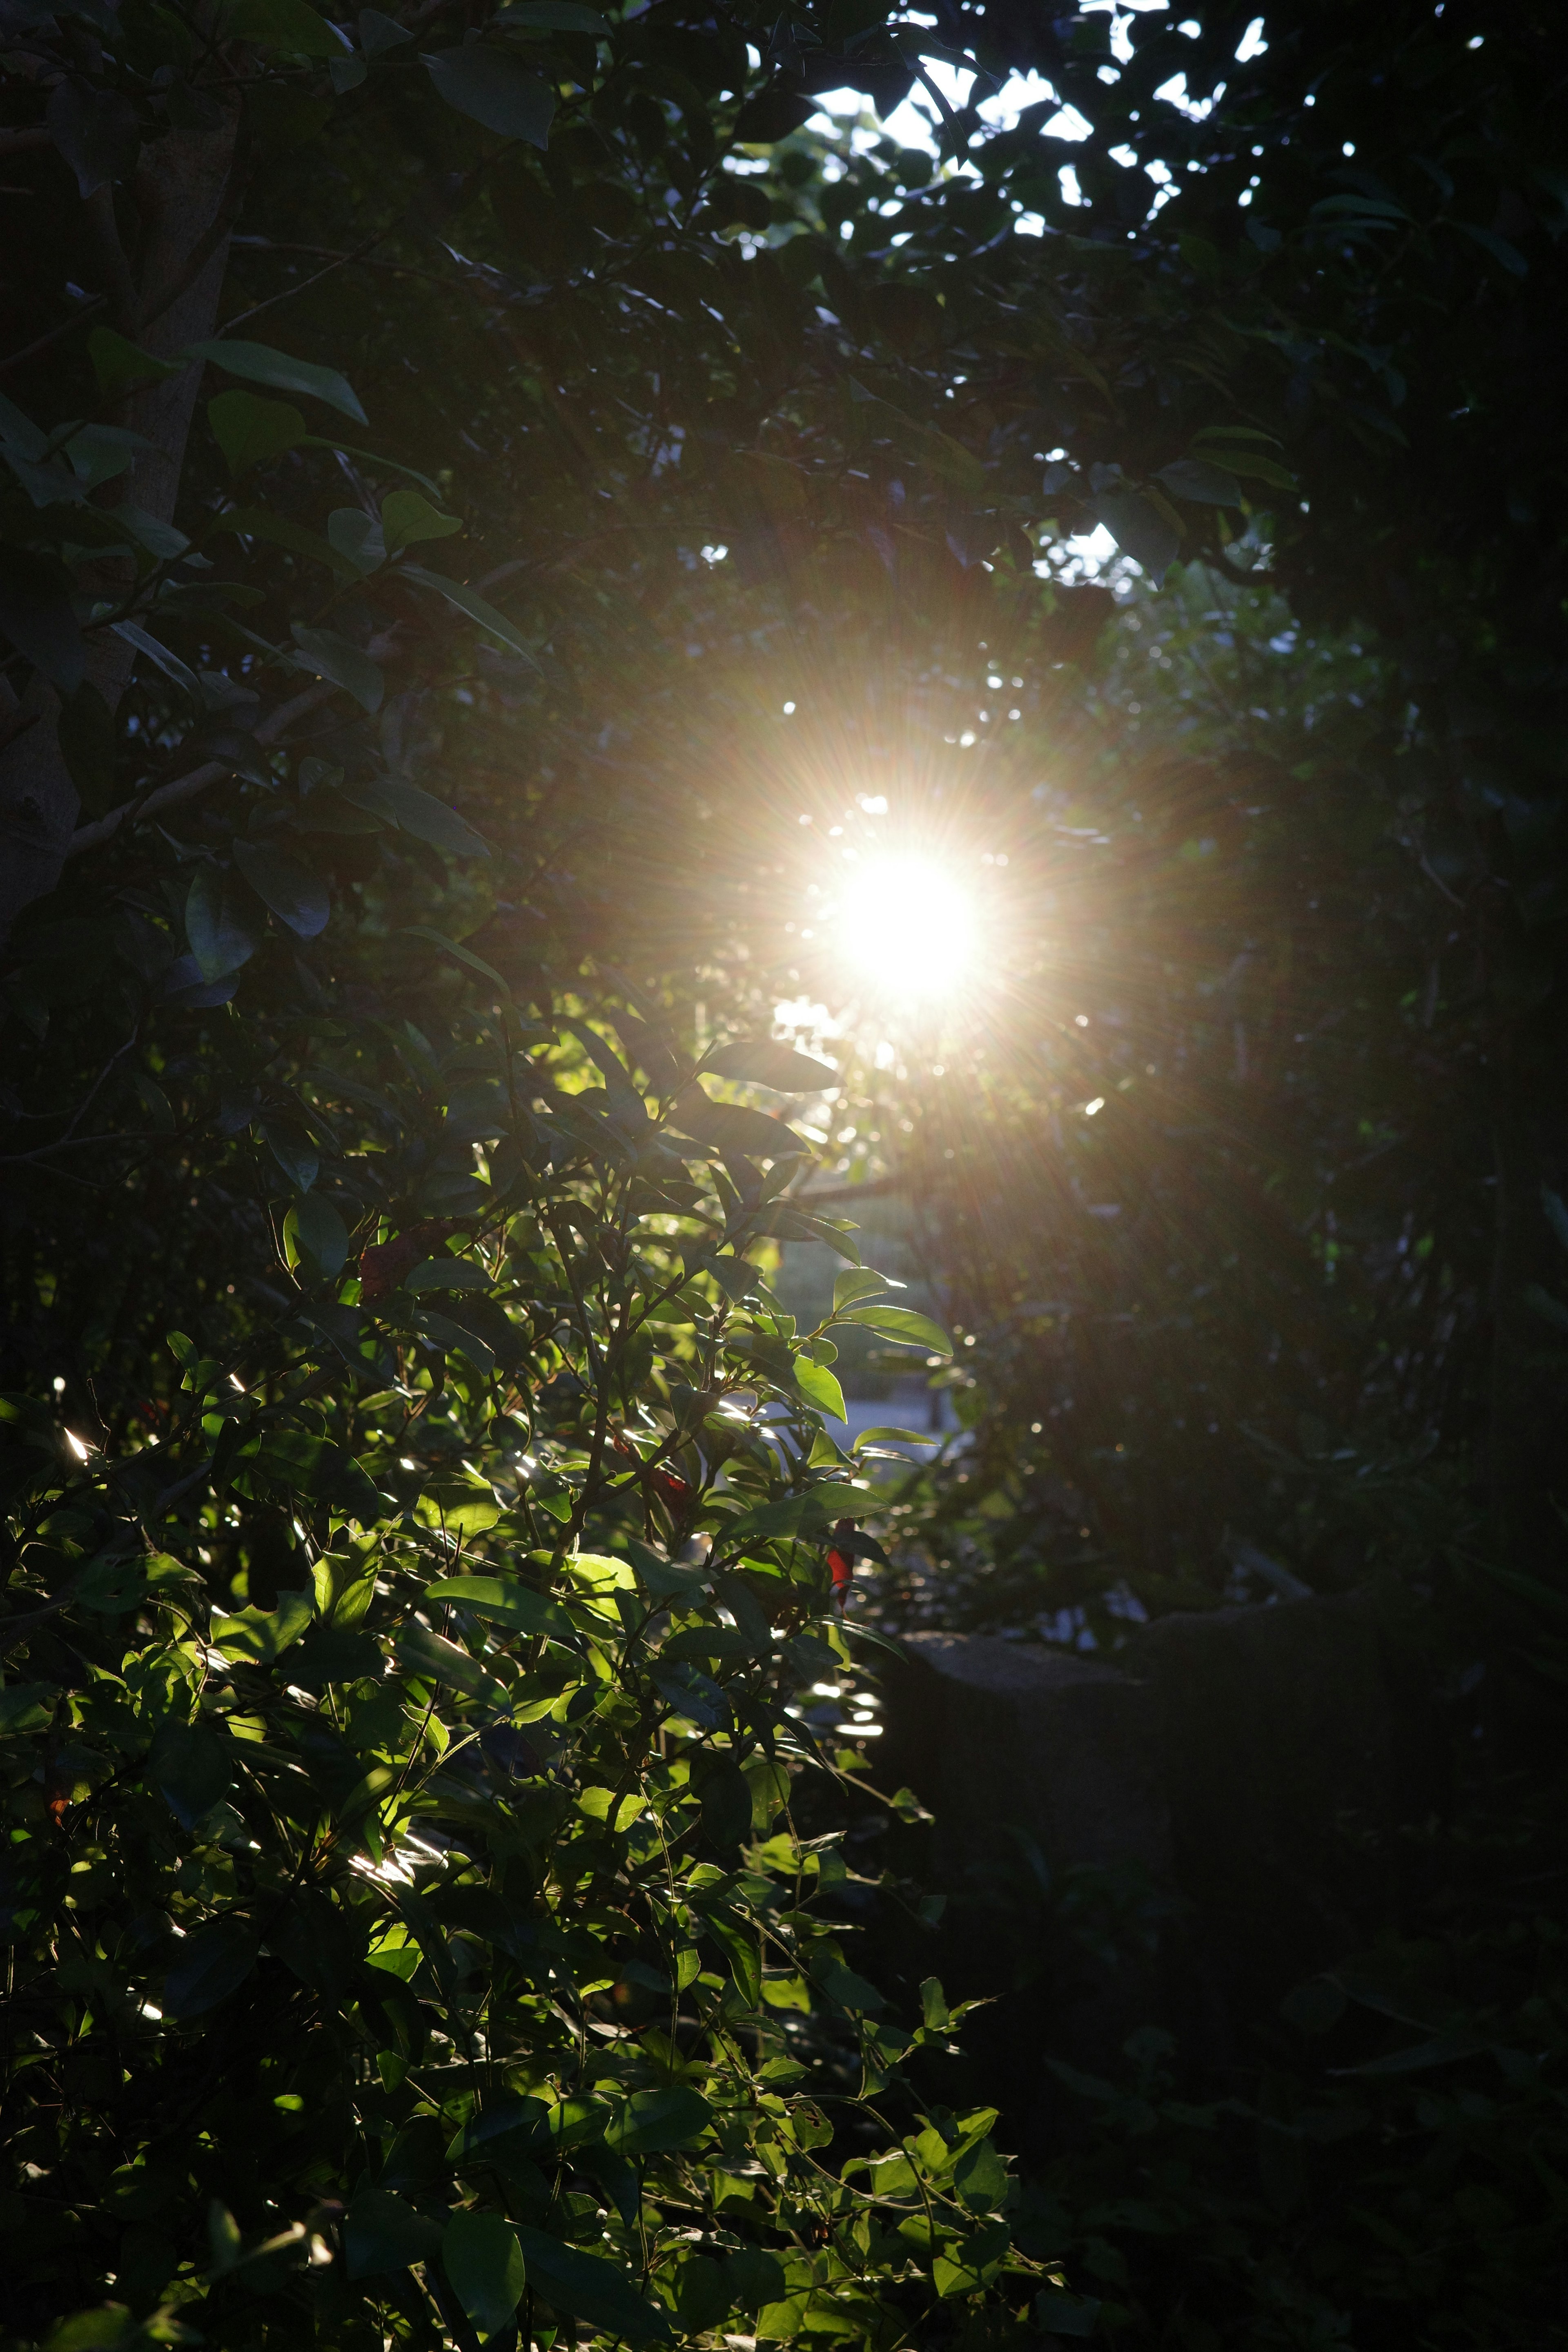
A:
877,1595,1437,2131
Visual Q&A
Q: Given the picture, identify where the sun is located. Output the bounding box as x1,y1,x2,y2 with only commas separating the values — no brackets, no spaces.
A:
835,854,979,1005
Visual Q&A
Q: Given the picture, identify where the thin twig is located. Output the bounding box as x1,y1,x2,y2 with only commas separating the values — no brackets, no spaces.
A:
218,222,401,334
68,620,403,854
232,235,472,296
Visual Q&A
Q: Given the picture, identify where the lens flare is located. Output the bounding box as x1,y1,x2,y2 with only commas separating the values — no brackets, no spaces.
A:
836,855,978,1005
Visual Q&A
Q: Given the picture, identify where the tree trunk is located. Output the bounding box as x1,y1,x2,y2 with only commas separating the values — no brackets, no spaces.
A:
0,109,239,942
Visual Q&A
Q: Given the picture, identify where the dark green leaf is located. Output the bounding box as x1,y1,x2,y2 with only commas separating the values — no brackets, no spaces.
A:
1156,457,1243,506
422,46,556,145
345,2187,445,2278
211,1589,314,1664
285,1191,349,1277
605,2087,713,2156
401,563,540,664
343,778,489,855
443,2211,526,2343
834,1304,953,1357
208,390,309,474
702,1040,839,1091
382,488,463,552
87,327,183,396
186,864,260,982
424,1575,575,1638
190,337,368,422
1094,488,1179,579
396,1623,507,1704
163,1918,258,2018
290,625,384,713
501,1,609,29
667,1086,803,1161
232,839,331,938
510,2227,671,2342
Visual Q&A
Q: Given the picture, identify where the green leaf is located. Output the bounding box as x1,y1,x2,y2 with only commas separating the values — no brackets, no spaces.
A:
1156,457,1242,506
501,0,610,30
87,327,184,396
211,1589,314,1664
0,1684,59,1734
835,1303,953,1358
401,563,540,664
190,337,367,423
326,506,386,573
111,620,200,701
1209,448,1297,491
186,863,260,982
382,487,463,552
405,1258,490,1292
510,2227,670,2343
667,1086,803,1162
262,1117,318,1192
1543,1185,1568,1256
344,778,490,855
793,1354,846,1422
284,1191,349,1278
727,1490,835,1542
813,1957,885,2013
1523,1283,1568,1335
422,45,557,145
163,1918,258,2018
932,2219,1009,2296
290,624,384,712
605,2086,713,2155
396,1623,507,1704
425,1575,576,1638
578,1784,646,1831
232,838,331,938
345,2187,445,2279
1094,488,1179,579
1453,220,1528,277
359,6,412,52
833,1267,895,1311
213,504,359,577
443,2211,526,2343
446,2096,553,2167
208,390,309,475
1036,2290,1102,2337
702,1039,838,1090
953,2136,1009,2211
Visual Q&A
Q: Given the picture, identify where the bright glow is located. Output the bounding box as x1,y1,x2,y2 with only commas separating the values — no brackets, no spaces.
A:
837,856,978,1005
1084,1097,1106,1117
65,1430,91,1461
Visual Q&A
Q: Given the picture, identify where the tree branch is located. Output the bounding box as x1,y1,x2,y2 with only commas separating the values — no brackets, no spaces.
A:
67,626,403,855
83,183,140,333
139,109,252,333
